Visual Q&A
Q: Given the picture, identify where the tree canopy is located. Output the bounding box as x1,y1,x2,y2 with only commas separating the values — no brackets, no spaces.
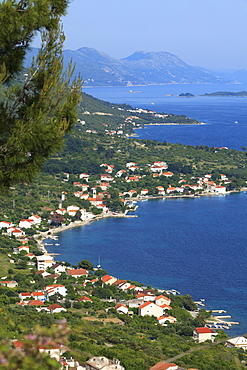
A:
0,0,82,190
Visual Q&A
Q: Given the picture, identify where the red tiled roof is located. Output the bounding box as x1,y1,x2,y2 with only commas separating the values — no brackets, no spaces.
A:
195,327,213,334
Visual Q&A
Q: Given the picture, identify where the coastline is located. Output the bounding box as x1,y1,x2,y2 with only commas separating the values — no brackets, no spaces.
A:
37,189,241,250
134,122,206,127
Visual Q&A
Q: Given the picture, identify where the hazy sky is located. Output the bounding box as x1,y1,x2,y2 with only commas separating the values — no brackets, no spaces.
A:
37,0,247,71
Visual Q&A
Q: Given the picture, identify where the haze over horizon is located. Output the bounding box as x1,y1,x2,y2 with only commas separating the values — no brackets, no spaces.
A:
33,0,247,71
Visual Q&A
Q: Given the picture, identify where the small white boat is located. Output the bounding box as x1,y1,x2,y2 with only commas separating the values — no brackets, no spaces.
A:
55,243,60,246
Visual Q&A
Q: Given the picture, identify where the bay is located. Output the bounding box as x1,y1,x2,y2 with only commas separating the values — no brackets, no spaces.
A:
47,84,247,336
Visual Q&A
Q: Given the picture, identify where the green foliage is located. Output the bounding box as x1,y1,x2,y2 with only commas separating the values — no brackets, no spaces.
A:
0,0,82,190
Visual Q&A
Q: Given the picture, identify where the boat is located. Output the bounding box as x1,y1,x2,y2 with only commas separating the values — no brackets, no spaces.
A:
235,121,238,124
54,243,60,246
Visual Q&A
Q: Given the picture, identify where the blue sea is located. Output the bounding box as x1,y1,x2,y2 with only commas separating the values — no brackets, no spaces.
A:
47,84,247,336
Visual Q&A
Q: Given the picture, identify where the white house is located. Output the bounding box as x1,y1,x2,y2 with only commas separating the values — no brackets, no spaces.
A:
45,284,67,297
157,314,177,325
155,295,171,307
193,327,217,343
28,215,42,224
19,219,33,229
36,255,54,270
215,185,226,194
48,303,67,313
225,336,247,350
115,303,128,315
138,301,163,318
79,173,89,182
0,221,12,229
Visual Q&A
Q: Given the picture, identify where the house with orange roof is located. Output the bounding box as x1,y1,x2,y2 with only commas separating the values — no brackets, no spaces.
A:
78,296,93,303
45,284,67,297
156,186,165,195
66,268,88,278
27,300,44,306
155,295,171,307
138,301,163,318
0,221,13,229
31,292,46,301
149,362,178,370
101,275,117,285
115,303,128,315
28,215,42,224
7,227,24,238
19,292,31,301
48,303,67,313
25,253,35,259
215,185,226,194
141,189,149,196
19,219,33,229
166,187,176,194
193,327,217,343
79,173,89,182
162,172,174,177
0,280,18,288
157,314,177,325
113,279,130,290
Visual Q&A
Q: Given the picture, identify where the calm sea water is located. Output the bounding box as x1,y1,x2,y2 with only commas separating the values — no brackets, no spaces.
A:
84,83,247,150
47,84,247,335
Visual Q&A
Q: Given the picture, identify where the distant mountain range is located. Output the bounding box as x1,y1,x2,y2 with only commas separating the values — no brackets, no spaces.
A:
25,47,247,86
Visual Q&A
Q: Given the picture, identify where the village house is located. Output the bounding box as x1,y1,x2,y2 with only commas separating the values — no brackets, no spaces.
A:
19,292,32,301
39,344,66,361
0,280,18,288
101,275,117,285
51,263,67,274
157,314,177,325
48,303,67,314
141,189,149,196
138,301,163,318
28,215,42,224
225,336,247,350
100,174,114,182
156,186,165,195
19,219,33,229
0,221,12,229
66,268,88,278
86,357,125,370
36,255,54,270
193,327,217,343
214,185,226,194
31,292,46,302
78,296,93,303
149,362,178,370
136,292,155,301
155,295,171,306
7,227,24,238
45,284,67,297
115,303,128,315
79,173,89,181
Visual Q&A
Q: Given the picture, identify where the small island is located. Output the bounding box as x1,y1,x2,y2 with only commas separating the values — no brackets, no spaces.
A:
202,91,247,97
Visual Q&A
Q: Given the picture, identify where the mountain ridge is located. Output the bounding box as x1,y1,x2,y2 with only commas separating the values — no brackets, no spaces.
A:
26,47,229,86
